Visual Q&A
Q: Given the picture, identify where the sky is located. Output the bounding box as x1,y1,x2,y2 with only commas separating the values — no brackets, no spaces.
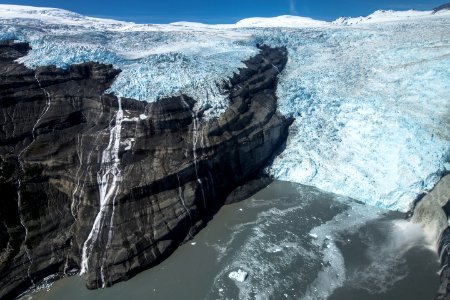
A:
0,0,447,23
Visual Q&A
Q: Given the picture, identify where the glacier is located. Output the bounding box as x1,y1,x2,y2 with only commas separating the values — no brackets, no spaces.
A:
264,18,450,212
1,4,450,211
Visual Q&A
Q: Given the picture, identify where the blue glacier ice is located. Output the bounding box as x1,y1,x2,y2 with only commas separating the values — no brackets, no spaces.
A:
262,20,450,211
1,4,449,212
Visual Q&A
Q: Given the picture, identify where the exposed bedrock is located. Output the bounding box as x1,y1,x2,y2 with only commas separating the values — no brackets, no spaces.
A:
410,174,450,299
433,2,450,13
0,40,292,298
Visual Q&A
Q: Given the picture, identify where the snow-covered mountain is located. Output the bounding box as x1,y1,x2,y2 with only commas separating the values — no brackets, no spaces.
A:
235,15,328,28
434,2,450,13
1,4,449,212
332,9,440,25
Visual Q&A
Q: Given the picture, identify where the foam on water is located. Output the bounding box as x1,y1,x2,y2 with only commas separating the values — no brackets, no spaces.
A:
21,181,440,300
302,198,383,299
209,202,316,299
207,220,259,262
207,184,387,299
346,220,433,294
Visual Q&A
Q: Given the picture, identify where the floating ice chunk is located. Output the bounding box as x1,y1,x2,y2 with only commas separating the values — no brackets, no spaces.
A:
139,114,147,120
266,246,283,253
228,269,248,282
309,233,318,239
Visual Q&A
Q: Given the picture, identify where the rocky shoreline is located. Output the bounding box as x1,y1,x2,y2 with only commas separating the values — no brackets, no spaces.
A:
410,174,450,299
0,40,292,299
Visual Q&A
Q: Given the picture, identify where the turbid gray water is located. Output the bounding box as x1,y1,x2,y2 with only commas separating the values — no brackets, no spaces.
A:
24,181,439,300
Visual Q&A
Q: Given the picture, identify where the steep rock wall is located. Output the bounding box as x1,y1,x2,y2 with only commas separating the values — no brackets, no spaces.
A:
410,174,450,299
0,40,292,298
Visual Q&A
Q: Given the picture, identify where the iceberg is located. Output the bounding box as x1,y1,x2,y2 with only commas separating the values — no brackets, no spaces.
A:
228,269,248,282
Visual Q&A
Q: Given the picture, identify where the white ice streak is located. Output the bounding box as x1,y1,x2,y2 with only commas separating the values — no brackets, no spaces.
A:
32,73,51,138
16,179,35,287
181,96,207,208
14,72,53,286
80,97,124,284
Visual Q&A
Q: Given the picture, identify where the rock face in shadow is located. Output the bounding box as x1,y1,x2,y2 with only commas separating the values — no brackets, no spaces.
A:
0,40,292,298
433,2,450,13
410,174,450,300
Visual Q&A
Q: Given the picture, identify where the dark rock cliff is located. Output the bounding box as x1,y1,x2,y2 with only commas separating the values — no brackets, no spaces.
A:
433,2,450,13
0,40,292,298
410,174,450,300
438,226,450,300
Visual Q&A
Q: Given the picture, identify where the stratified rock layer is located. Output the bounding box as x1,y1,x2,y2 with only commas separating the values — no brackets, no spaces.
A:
0,40,291,298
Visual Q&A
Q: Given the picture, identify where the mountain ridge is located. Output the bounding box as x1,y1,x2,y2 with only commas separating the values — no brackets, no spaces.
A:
1,4,449,29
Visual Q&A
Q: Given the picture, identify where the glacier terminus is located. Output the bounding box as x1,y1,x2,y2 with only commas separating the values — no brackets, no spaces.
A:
1,5,448,211
0,3,450,300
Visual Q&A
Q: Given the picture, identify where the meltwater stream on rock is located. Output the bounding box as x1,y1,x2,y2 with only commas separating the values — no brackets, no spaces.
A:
25,181,439,300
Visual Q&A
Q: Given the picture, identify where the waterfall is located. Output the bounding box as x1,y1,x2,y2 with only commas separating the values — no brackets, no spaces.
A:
33,73,52,138
80,97,123,288
12,71,53,287
180,96,207,209
16,179,35,286
191,112,207,209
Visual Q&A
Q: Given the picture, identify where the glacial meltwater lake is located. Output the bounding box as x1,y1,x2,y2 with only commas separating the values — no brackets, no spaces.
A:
25,181,439,300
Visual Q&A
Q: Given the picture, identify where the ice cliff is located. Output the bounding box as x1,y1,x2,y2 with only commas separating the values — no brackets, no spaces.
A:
0,4,449,220
0,5,450,211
